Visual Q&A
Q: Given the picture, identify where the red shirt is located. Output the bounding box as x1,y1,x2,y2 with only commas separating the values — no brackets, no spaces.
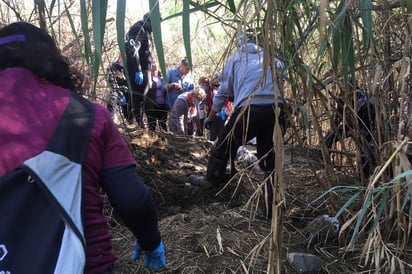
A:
206,87,215,112
0,68,135,273
206,87,232,114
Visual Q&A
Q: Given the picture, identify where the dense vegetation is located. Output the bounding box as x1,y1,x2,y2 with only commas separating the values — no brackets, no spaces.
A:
1,0,411,273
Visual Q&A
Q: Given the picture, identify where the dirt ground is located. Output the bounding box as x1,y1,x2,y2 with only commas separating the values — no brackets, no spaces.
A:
105,127,373,274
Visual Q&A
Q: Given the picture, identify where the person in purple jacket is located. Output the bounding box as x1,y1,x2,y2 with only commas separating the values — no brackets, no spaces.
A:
144,60,168,132
0,22,166,273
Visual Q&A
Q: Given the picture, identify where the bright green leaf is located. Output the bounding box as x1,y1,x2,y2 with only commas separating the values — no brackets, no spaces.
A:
183,0,192,69
91,0,108,91
80,0,92,65
335,191,361,218
149,0,167,82
227,0,236,13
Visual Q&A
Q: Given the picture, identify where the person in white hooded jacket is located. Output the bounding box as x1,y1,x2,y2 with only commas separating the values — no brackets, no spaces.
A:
188,33,287,218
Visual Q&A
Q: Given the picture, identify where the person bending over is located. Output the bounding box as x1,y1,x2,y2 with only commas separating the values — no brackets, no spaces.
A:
188,32,288,219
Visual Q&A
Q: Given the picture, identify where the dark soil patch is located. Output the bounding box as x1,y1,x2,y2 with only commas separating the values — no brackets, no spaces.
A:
107,128,371,273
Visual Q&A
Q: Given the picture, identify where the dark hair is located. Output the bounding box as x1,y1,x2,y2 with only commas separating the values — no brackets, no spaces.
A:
143,12,152,33
0,22,83,93
143,12,150,21
181,57,189,66
198,76,209,86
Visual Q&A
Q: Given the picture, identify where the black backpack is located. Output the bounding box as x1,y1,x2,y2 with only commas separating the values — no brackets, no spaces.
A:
0,91,94,274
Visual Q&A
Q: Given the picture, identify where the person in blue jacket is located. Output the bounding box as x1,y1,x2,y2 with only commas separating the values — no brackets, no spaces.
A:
165,58,195,109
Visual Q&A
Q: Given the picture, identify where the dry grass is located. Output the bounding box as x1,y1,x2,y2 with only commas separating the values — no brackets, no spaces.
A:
96,128,412,273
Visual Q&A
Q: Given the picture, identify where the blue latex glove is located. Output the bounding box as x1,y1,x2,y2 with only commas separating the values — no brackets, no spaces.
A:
216,110,226,121
221,110,226,121
204,116,214,130
135,71,144,85
131,240,166,271
119,96,127,106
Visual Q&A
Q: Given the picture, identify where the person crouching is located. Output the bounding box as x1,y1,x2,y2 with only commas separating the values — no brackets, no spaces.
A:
168,87,206,136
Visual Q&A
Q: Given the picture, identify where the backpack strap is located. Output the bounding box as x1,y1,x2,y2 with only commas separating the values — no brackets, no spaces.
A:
0,91,95,273
47,91,95,163
22,91,95,246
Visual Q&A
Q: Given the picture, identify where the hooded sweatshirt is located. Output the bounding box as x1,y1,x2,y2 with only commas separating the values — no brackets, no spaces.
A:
212,42,286,113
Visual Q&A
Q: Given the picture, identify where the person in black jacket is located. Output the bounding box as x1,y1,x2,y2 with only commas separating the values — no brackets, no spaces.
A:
324,79,376,178
105,56,127,114
124,12,153,127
